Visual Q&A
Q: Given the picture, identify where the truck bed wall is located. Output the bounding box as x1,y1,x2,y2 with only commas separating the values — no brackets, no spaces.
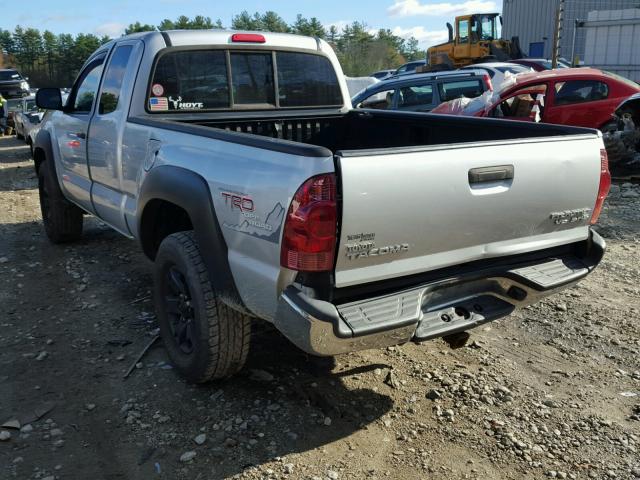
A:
187,110,597,153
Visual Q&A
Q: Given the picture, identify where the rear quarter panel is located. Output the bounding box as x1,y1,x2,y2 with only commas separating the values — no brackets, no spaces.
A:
124,123,335,320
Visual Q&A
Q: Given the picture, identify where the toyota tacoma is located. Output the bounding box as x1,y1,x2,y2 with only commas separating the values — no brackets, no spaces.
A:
34,30,609,382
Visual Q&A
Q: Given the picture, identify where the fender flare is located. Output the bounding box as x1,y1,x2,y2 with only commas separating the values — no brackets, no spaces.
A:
33,128,55,174
138,165,248,314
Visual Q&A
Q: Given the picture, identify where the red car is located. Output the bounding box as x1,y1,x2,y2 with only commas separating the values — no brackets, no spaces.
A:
432,68,640,131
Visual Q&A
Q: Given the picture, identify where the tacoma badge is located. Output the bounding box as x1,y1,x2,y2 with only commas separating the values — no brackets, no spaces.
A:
549,208,591,225
345,242,410,260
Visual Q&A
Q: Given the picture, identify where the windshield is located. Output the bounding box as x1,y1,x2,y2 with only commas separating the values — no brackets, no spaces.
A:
0,70,21,81
477,15,499,41
6,99,22,111
538,60,569,69
496,65,531,74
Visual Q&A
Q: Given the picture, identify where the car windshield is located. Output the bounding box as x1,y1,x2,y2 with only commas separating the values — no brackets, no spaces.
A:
538,60,569,69
0,71,21,81
496,65,531,75
7,98,22,112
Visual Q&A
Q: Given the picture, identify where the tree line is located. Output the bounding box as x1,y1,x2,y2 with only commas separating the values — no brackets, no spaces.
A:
0,12,425,87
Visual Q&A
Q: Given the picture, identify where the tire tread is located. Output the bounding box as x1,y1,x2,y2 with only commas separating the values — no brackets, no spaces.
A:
157,231,251,382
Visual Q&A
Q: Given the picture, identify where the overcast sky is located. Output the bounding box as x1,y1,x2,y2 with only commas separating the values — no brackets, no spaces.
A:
3,0,502,49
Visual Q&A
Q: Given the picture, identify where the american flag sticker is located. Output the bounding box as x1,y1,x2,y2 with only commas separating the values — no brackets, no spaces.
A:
149,97,168,111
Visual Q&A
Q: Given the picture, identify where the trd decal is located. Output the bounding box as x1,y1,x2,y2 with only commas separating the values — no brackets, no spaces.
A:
221,192,255,212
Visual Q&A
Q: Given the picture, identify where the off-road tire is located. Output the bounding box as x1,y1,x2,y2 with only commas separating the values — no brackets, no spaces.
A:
154,231,251,382
38,160,83,243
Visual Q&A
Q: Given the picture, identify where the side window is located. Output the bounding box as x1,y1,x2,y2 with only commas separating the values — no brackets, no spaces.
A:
458,20,469,44
438,79,484,102
554,80,609,105
99,45,133,115
71,60,104,113
398,84,434,110
356,89,395,110
151,50,229,111
493,85,547,119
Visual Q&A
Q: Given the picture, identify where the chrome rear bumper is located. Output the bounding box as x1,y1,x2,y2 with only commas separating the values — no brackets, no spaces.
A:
274,229,605,356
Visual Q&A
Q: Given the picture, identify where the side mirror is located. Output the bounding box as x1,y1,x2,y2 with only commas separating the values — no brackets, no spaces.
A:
36,88,64,111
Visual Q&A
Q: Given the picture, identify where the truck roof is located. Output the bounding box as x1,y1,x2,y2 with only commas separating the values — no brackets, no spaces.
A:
118,29,323,52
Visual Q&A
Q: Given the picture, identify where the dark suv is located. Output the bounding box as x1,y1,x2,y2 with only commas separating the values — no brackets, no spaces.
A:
352,70,492,113
0,69,30,98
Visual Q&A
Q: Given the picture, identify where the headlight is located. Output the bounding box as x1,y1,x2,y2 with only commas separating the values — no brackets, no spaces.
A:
20,81,29,90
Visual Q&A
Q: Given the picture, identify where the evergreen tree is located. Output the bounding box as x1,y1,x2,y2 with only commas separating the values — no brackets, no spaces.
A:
125,22,156,34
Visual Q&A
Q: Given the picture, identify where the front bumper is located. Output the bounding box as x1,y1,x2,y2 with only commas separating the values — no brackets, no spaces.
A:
274,229,605,356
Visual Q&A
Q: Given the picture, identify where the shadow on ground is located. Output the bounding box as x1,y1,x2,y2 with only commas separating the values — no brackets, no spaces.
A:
1,213,394,480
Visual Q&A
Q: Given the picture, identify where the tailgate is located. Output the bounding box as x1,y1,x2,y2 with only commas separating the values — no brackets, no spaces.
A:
334,135,603,288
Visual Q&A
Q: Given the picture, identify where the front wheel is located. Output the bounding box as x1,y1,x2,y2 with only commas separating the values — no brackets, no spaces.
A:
153,231,251,382
38,160,83,243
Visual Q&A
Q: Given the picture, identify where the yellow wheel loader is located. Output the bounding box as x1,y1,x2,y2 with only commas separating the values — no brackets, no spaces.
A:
426,13,523,70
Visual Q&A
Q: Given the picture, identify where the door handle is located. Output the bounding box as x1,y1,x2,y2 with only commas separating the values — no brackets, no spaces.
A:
468,165,514,184
75,132,86,139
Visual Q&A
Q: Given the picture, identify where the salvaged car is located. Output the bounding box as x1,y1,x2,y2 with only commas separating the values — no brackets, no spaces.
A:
432,68,638,126
34,30,609,382
0,68,30,98
432,68,640,171
13,95,43,143
603,92,640,172
352,69,491,113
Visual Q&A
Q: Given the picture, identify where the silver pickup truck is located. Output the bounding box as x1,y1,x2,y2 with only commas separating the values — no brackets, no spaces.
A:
34,30,610,382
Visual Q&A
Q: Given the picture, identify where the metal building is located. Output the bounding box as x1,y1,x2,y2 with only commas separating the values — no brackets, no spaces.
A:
501,0,640,60
583,8,640,81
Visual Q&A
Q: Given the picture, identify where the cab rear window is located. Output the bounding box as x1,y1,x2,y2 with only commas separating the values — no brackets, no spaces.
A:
148,49,342,112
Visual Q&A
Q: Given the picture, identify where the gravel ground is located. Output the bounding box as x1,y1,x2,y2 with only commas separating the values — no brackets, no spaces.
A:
1,135,639,480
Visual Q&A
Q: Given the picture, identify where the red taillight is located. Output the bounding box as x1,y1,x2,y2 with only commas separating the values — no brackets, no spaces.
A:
231,33,266,43
483,73,493,92
281,174,337,272
590,148,611,225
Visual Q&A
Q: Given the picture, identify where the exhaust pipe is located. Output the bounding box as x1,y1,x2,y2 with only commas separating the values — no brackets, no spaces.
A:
443,331,470,349
447,22,454,43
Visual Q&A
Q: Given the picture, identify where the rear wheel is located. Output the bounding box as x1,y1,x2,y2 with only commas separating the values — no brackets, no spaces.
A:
37,160,83,243
154,231,251,382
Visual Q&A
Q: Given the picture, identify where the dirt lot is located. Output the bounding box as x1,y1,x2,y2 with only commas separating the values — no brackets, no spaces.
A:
1,135,639,480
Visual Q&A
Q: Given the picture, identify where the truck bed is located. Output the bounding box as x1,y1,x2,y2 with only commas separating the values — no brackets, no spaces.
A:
133,109,596,156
